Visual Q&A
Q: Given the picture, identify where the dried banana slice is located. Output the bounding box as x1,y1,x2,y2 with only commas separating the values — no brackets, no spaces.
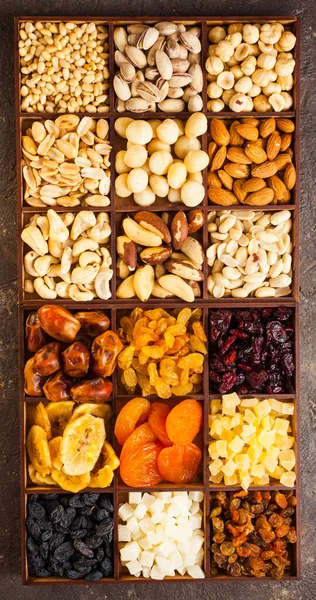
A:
60,414,105,476
34,402,52,440
89,441,119,488
27,425,52,476
69,403,112,423
48,436,63,470
51,469,90,493
28,464,55,486
46,401,75,437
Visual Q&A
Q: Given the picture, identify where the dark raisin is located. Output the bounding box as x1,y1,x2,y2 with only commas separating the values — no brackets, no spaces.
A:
96,547,105,562
49,532,65,551
50,505,65,525
96,519,114,542
28,502,46,520
70,529,88,540
80,506,94,517
60,507,76,529
82,493,100,506
65,569,84,580
26,518,42,540
73,540,94,558
104,543,113,559
85,570,103,581
85,535,103,550
54,541,75,562
101,557,113,577
27,536,39,554
71,515,87,531
31,567,51,578
93,508,110,522
69,494,85,509
41,529,53,542
48,557,64,577
98,496,113,512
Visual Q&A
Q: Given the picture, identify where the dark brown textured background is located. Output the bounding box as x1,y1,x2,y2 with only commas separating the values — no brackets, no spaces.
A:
1,1,315,598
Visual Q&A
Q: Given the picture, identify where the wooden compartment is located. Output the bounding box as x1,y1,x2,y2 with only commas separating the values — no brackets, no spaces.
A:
15,14,300,585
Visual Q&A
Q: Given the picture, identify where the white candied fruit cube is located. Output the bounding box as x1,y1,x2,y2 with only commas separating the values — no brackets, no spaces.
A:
142,567,151,578
147,530,159,546
120,541,140,562
170,548,182,570
240,397,258,407
155,557,175,576
177,540,191,555
128,492,142,504
189,514,202,530
155,541,174,558
151,511,163,525
150,498,164,514
187,565,205,579
142,492,156,507
118,502,134,522
190,501,200,514
140,550,155,568
138,536,152,551
131,529,143,541
126,516,139,534
126,559,142,575
118,524,131,543
181,553,197,568
154,524,168,543
150,565,165,580
158,492,172,503
133,503,147,520
189,534,204,553
139,517,155,534
177,565,187,576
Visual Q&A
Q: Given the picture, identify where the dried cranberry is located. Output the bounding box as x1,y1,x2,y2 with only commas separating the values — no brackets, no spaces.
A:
235,373,245,386
230,329,249,340
237,363,252,373
281,354,295,377
274,307,292,321
210,310,232,342
266,322,288,345
210,370,221,384
246,370,268,388
219,372,236,394
237,384,249,394
224,348,237,366
210,357,226,373
251,336,264,364
219,335,237,355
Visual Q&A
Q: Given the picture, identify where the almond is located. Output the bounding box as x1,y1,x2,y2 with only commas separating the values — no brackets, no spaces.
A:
208,187,238,206
278,188,291,204
259,117,276,139
211,145,227,171
134,211,171,243
208,171,222,189
284,163,296,190
242,178,266,193
280,133,293,152
139,245,172,265
244,143,267,164
116,235,137,270
274,153,292,171
208,141,218,162
224,163,250,178
164,259,204,281
171,210,188,250
218,169,233,190
227,147,252,164
233,179,247,204
229,121,243,146
268,175,287,201
187,209,204,234
241,117,260,127
245,188,274,206
276,118,295,133
251,160,277,178
236,124,259,141
210,118,230,146
266,132,281,160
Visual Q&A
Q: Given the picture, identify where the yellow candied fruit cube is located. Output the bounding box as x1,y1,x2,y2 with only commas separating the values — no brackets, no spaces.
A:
266,445,279,459
208,442,219,460
216,440,228,458
235,454,251,471
280,471,296,487
231,413,243,428
258,429,276,449
211,419,222,438
268,398,284,414
282,402,295,416
222,393,240,416
228,435,245,454
251,463,265,478
262,416,274,431
239,471,252,491
271,465,284,480
254,399,271,419
210,472,224,484
253,474,269,485
244,409,256,425
241,424,257,441
275,434,294,450
210,399,221,415
221,459,236,477
209,458,223,477
274,417,290,436
221,416,233,430
262,454,278,474
224,473,238,486
279,449,295,471
240,398,258,408
221,429,235,443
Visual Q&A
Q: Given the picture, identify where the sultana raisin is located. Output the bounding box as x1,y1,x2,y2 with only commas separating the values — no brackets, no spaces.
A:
189,335,207,354
176,308,192,326
159,359,179,386
171,383,193,396
118,345,135,370
275,525,290,538
261,550,275,561
155,378,172,399
220,542,235,556
192,321,207,342
142,345,165,359
275,492,288,509
178,353,204,370
237,546,251,558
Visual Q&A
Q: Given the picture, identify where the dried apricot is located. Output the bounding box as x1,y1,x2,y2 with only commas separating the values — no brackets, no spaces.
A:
157,443,201,483
120,442,163,487
120,423,157,462
166,399,202,445
114,398,150,445
148,403,172,447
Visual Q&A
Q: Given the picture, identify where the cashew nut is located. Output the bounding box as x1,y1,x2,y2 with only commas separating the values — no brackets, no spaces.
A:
72,237,99,257
100,247,112,269
47,264,71,283
87,213,111,244
70,211,97,240
69,284,94,301
55,282,71,298
48,238,64,259
21,225,48,256
47,209,69,243
24,251,40,277
71,264,100,284
60,247,73,275
36,215,49,240
43,275,56,290
79,251,102,267
34,277,57,299
60,212,75,227
34,254,59,277
94,268,113,300
24,279,35,294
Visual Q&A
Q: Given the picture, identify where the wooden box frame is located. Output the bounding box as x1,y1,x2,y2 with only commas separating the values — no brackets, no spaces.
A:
14,15,300,585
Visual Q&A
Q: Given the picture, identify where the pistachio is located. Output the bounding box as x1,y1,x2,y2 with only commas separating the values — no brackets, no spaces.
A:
114,73,132,101
156,50,173,80
180,31,201,54
125,45,147,69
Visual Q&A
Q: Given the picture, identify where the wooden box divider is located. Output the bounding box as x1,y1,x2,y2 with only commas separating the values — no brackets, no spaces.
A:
15,15,300,585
